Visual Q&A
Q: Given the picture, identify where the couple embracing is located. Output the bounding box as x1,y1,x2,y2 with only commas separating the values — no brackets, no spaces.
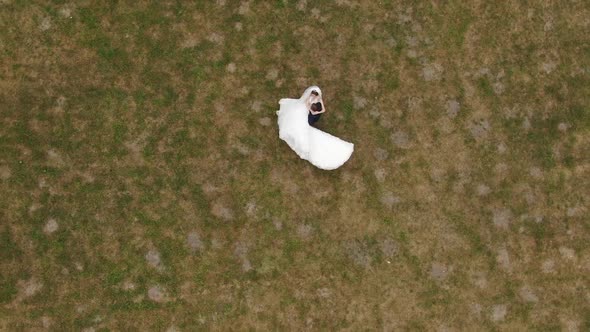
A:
276,86,354,170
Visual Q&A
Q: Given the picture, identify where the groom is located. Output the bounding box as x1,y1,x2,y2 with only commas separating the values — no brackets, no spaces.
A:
307,90,326,126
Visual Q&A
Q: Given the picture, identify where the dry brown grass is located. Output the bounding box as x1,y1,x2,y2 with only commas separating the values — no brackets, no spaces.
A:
0,0,589,330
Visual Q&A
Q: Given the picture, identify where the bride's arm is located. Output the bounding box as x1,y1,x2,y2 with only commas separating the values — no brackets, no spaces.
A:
316,100,326,114
306,97,313,109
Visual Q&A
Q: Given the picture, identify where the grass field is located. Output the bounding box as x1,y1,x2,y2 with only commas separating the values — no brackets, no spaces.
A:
1,0,589,330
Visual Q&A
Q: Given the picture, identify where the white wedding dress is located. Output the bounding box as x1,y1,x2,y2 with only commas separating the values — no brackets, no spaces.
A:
277,86,354,170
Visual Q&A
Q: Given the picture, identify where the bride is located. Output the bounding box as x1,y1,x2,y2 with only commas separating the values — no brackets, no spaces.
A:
276,86,354,170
